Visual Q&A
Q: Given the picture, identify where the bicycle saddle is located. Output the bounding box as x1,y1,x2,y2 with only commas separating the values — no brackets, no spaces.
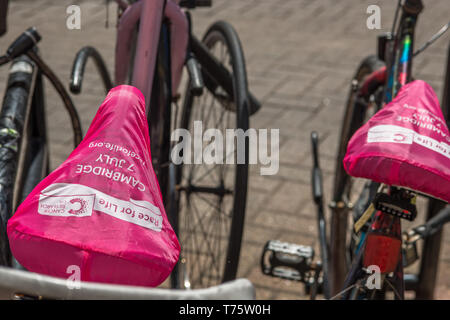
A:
7,85,180,287
344,80,450,203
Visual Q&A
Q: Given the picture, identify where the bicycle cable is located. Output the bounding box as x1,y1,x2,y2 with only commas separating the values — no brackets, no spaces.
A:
391,0,403,35
413,21,450,57
329,283,359,300
26,50,83,147
385,278,403,300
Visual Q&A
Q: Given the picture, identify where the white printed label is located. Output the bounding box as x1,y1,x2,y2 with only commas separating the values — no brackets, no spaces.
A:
38,194,94,217
38,183,162,232
367,124,450,159
367,125,414,144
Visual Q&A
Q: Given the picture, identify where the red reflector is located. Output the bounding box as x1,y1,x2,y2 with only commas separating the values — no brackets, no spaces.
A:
363,233,401,274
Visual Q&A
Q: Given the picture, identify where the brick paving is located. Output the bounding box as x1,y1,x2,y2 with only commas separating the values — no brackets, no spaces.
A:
0,0,449,299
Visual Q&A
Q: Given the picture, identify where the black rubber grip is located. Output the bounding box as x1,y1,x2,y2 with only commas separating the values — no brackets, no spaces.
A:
6,27,41,60
310,132,323,204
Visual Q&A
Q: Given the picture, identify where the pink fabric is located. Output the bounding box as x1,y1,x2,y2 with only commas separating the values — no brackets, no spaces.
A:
344,80,450,203
7,85,180,287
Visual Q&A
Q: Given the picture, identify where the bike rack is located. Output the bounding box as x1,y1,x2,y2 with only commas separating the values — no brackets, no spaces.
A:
0,266,255,300
70,46,113,95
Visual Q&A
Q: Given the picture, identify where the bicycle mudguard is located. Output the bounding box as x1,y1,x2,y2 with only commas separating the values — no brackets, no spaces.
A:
7,85,180,287
344,80,450,204
0,267,255,300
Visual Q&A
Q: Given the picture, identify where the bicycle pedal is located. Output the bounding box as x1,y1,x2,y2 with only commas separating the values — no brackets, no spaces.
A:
261,240,315,282
373,192,417,221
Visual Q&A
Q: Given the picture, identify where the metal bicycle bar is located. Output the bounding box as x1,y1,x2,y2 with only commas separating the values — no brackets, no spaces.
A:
310,132,330,299
26,50,82,147
0,55,37,267
0,266,255,300
70,46,113,94
0,27,83,147
190,35,261,116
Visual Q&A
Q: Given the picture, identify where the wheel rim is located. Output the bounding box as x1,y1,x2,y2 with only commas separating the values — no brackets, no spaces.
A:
330,57,385,293
175,30,244,289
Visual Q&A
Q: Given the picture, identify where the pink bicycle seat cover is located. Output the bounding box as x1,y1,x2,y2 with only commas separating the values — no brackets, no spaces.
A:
344,80,450,203
7,85,180,287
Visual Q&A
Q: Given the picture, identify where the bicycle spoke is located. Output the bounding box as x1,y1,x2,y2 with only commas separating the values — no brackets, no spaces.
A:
191,148,236,186
385,278,403,300
329,283,359,300
190,196,221,276
175,24,248,289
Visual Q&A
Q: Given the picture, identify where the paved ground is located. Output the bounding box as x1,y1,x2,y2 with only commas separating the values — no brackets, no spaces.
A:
0,0,449,299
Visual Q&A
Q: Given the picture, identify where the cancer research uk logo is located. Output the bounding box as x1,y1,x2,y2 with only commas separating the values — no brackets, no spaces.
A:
38,193,94,218
171,122,279,175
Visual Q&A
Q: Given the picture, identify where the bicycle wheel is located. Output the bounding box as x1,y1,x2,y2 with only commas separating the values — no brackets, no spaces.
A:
329,55,385,294
172,21,250,288
414,42,450,299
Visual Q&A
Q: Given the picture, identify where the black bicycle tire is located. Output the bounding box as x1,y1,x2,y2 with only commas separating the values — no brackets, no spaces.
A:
443,41,450,126
414,41,450,299
329,55,385,295
173,20,250,288
0,55,41,267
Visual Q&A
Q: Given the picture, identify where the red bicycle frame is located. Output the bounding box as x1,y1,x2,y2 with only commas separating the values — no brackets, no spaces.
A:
115,0,189,110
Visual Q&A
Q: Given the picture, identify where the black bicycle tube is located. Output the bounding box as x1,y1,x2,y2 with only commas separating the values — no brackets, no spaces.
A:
148,19,172,206
26,51,82,147
70,46,113,95
0,0,8,37
338,8,419,299
311,132,331,299
443,42,450,122
215,23,250,283
415,47,449,298
161,20,173,205
363,9,421,300
340,243,365,300
13,72,48,271
190,36,260,116
17,67,48,206
0,55,36,266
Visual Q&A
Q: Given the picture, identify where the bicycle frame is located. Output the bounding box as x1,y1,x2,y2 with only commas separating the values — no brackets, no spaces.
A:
113,0,190,210
115,0,188,110
0,54,49,268
113,0,260,119
355,4,420,299
339,0,446,299
384,8,418,103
